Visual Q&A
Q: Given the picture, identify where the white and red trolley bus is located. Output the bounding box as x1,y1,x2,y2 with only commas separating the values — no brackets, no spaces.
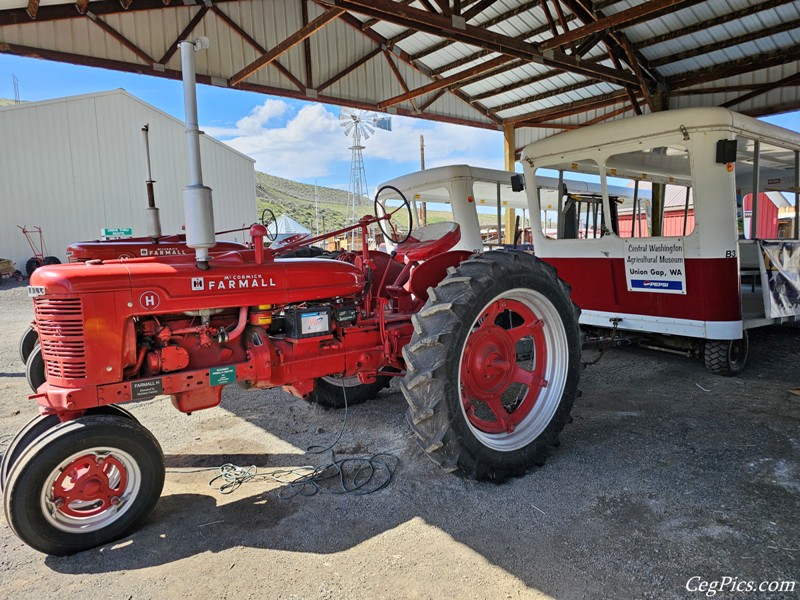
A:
378,108,800,375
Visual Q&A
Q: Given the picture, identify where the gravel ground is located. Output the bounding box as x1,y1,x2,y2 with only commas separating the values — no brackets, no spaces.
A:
0,278,798,599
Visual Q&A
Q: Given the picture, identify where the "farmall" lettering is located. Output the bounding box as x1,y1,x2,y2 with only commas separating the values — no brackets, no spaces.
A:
140,247,189,257
208,274,277,290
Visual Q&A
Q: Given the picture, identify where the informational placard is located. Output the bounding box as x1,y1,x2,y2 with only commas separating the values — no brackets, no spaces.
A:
210,365,237,386
101,227,133,238
624,238,687,295
758,240,800,318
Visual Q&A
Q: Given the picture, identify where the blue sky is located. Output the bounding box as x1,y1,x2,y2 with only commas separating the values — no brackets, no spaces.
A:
2,53,799,195
0,54,506,194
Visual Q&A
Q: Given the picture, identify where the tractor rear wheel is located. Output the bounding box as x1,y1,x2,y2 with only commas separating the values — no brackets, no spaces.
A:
26,345,46,392
19,324,39,364
3,415,164,556
401,251,581,482
704,332,749,376
0,405,139,493
25,258,41,276
308,375,392,409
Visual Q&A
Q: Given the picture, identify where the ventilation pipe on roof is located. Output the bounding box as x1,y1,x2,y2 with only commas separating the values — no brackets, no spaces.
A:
180,37,215,270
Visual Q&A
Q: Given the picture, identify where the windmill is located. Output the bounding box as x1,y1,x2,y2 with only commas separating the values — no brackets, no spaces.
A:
339,107,392,245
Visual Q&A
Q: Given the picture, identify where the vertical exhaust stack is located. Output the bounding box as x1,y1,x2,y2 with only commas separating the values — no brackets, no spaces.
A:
180,37,216,270
142,124,162,241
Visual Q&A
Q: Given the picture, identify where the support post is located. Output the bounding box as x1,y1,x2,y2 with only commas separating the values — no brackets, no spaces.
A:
750,140,760,240
503,122,515,244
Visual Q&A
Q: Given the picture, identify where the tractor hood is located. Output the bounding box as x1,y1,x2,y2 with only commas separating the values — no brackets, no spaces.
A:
29,253,364,314
66,237,247,262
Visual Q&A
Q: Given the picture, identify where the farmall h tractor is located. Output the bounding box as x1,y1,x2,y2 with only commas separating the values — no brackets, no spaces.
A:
1,40,580,556
16,122,276,390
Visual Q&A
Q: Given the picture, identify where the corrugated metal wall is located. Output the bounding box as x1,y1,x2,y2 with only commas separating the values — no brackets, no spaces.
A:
0,89,256,269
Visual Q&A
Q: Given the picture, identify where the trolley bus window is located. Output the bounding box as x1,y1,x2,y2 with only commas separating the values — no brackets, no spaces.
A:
535,161,606,240
734,137,798,240
604,145,694,238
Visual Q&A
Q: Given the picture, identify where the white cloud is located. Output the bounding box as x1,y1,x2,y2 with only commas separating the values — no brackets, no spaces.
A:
204,100,505,181
203,99,289,138
235,99,289,134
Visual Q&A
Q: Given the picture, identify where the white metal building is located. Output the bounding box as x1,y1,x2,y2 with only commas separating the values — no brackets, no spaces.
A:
0,89,256,269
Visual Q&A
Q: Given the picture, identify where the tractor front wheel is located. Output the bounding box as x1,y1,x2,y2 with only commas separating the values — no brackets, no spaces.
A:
308,375,392,409
19,324,39,364
26,345,46,392
401,251,581,482
0,405,140,493
3,415,164,556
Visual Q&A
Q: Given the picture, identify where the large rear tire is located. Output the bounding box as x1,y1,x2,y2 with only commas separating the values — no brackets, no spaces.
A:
3,415,164,556
401,251,581,482
704,332,748,376
308,375,392,409
19,324,39,364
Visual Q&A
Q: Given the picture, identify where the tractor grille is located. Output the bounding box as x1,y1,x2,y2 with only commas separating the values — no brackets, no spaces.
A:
34,297,87,380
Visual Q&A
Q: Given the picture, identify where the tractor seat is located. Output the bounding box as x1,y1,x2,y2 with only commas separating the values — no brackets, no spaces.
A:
394,222,461,262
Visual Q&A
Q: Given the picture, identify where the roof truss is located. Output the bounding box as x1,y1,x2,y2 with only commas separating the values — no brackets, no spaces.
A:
0,0,797,135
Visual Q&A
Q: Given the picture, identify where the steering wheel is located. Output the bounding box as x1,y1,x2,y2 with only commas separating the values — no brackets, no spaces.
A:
374,185,413,244
260,208,278,241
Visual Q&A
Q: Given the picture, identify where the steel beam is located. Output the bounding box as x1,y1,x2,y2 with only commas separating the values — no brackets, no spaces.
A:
317,0,638,87
378,55,512,109
87,12,155,65
229,8,343,87
158,6,208,66
539,0,700,51
211,6,305,91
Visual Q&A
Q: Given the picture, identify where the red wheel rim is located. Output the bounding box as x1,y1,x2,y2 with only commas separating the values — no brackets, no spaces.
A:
460,298,547,434
52,453,128,518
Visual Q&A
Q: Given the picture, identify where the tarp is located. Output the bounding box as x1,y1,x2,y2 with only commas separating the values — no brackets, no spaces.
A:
758,240,800,318
272,214,311,247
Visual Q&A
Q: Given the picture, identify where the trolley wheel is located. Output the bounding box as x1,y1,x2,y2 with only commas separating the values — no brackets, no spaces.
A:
401,251,581,482
704,332,749,376
308,375,392,409
26,344,46,393
42,256,61,266
19,324,39,364
0,406,139,493
3,415,164,556
25,257,41,276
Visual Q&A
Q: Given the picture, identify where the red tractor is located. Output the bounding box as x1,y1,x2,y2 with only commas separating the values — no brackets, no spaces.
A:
1,188,580,555
18,210,278,392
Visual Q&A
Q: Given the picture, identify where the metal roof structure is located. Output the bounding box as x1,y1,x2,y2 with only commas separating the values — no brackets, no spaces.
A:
0,0,798,153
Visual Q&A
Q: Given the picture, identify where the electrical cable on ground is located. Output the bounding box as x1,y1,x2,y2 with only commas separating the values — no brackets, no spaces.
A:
271,380,399,498
165,378,398,497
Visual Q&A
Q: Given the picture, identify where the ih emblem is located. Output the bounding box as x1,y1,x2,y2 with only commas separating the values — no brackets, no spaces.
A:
191,277,205,291
139,291,161,310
